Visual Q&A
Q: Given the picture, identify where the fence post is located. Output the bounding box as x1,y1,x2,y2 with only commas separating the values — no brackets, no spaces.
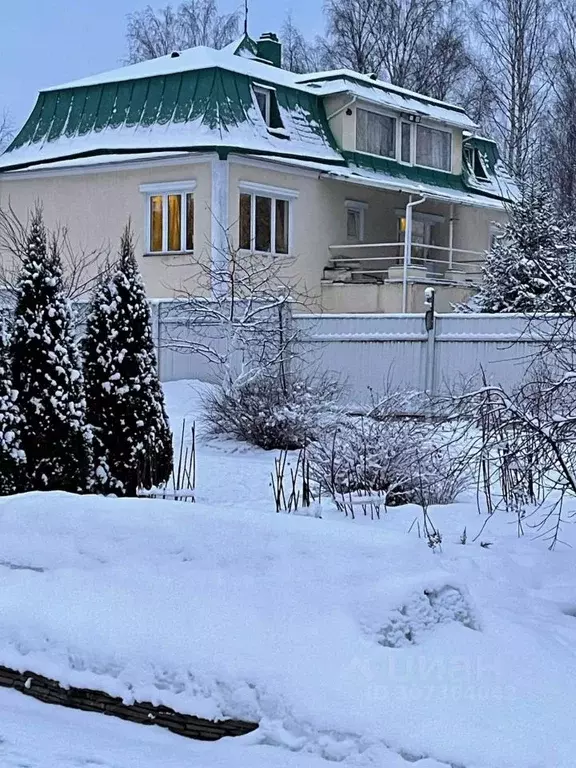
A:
424,288,437,406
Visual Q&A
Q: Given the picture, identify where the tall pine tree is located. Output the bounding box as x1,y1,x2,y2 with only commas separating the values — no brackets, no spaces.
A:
83,225,173,496
10,208,91,492
473,186,576,313
0,330,26,494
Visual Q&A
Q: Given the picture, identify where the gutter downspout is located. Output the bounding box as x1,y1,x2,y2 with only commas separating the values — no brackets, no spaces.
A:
448,203,455,269
402,194,426,313
326,96,357,122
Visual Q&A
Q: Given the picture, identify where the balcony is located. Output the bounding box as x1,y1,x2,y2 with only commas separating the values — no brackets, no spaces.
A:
321,241,484,314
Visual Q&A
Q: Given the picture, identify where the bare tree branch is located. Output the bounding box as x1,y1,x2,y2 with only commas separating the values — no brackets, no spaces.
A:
322,0,470,100
0,203,113,302
0,110,13,151
471,0,552,178
125,0,240,63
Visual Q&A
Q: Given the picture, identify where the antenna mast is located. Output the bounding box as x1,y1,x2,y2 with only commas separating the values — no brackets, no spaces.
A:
244,0,248,36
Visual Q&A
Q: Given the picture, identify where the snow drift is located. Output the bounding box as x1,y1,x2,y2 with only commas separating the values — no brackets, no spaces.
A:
0,490,575,768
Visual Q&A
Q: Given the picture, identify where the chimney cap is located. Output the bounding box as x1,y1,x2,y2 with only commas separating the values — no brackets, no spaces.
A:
259,32,279,42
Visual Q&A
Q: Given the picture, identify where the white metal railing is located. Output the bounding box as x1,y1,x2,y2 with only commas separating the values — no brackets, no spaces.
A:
327,241,485,282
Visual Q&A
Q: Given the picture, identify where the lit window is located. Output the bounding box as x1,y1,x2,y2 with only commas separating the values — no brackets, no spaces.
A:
142,183,196,254
239,190,291,255
356,108,396,158
416,125,452,171
345,200,367,242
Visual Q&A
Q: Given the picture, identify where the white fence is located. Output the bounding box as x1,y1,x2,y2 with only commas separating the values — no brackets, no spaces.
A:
292,313,544,400
152,303,550,401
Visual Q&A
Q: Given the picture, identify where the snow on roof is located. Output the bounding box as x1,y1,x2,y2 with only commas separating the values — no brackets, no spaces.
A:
322,162,507,209
0,109,343,173
44,45,305,93
42,42,477,131
299,71,477,130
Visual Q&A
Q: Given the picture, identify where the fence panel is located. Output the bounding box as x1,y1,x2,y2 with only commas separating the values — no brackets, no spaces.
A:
149,305,555,402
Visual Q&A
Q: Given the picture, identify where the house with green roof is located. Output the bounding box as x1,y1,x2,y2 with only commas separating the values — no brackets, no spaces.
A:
0,32,516,312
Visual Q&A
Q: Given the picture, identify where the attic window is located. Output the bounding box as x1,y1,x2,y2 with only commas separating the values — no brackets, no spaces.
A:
253,84,284,130
473,149,489,180
254,86,271,125
464,145,490,181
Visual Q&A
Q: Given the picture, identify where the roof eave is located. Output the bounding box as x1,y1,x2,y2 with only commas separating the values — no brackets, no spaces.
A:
320,170,508,210
0,145,348,175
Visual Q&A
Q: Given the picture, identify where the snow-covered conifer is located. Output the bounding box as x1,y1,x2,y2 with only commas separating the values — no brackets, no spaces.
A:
10,208,91,492
0,329,26,494
473,185,576,313
83,225,173,496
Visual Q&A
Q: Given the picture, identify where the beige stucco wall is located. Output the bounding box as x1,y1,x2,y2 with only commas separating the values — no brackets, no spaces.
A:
0,152,506,313
0,158,214,298
321,280,473,313
227,159,502,312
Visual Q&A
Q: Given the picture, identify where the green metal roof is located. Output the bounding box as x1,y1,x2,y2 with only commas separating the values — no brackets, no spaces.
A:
0,39,516,204
0,58,343,172
342,149,515,204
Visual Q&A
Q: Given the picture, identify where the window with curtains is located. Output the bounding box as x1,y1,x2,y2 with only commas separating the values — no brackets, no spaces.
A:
239,191,290,255
415,125,452,171
146,189,195,253
356,108,396,158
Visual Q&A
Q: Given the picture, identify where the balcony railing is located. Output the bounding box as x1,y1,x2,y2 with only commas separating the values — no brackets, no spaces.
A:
326,242,485,285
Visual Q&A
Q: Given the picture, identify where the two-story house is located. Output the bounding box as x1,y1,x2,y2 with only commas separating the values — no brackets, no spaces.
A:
0,33,516,313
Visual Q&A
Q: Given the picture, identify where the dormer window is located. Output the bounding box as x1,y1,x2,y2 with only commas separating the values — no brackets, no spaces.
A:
473,149,489,180
254,86,271,125
356,108,396,157
415,125,452,171
355,106,452,171
253,84,284,131
464,145,490,181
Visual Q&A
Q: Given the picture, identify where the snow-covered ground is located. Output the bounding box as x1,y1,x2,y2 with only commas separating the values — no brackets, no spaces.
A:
0,379,575,768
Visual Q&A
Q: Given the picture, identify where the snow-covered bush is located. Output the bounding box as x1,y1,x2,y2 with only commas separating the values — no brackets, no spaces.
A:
309,417,422,507
0,331,25,494
10,208,91,493
203,372,342,450
83,225,173,496
411,442,471,507
470,184,576,313
309,416,468,509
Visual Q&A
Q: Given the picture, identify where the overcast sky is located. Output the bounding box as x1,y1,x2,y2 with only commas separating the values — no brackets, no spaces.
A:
1,0,324,131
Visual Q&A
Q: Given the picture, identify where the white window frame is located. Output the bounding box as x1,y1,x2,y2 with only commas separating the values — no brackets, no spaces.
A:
414,123,453,173
253,85,272,126
345,199,368,242
140,180,197,254
354,104,453,173
399,120,413,165
355,105,397,160
238,181,299,256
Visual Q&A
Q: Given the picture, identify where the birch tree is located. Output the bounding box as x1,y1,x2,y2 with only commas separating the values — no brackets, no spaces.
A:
322,0,469,100
545,0,576,211
471,0,551,179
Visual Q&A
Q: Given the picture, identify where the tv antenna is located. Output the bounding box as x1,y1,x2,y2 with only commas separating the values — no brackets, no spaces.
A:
243,0,249,36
